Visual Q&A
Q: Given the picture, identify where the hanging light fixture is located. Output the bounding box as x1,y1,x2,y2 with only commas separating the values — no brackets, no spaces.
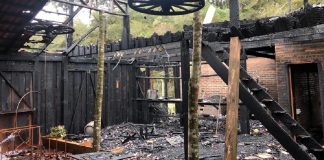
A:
128,0,205,16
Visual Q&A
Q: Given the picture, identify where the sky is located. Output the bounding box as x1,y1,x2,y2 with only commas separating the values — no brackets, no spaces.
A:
35,3,92,25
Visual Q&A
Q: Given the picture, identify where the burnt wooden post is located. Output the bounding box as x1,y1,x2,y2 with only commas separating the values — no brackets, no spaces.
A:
225,0,241,159
121,5,130,49
229,0,239,28
224,37,241,160
181,40,190,160
174,66,181,113
66,0,74,48
304,0,309,7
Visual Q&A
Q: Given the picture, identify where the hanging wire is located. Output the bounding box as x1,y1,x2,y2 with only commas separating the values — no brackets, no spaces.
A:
112,52,123,71
161,44,170,63
137,81,145,97
127,57,136,64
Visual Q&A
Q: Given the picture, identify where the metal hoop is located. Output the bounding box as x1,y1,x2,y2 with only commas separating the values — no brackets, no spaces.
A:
128,0,205,15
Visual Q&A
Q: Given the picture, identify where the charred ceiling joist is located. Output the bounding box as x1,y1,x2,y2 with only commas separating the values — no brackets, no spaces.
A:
0,0,48,54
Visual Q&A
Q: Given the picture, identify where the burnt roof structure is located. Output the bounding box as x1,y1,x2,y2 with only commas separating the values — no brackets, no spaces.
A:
0,0,48,53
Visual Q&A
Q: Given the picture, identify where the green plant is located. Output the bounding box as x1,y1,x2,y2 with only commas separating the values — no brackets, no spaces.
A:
49,125,66,138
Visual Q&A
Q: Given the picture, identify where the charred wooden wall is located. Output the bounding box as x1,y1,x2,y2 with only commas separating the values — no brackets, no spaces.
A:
0,54,136,134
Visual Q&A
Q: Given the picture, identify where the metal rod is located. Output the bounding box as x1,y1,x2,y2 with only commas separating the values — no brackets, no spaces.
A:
113,0,126,14
41,9,70,16
51,0,126,16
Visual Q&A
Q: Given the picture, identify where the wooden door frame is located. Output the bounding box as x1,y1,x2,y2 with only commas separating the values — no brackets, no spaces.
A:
317,63,324,141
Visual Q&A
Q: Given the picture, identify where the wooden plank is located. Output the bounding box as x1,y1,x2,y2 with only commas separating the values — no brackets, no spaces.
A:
62,57,69,132
46,62,55,131
65,71,73,132
11,72,20,111
106,63,112,126
114,64,122,124
121,65,127,123
127,65,133,122
0,71,32,110
224,37,241,160
73,71,84,132
24,72,33,110
288,66,296,119
0,63,34,72
33,57,41,129
39,62,46,132
54,62,62,125
80,71,86,132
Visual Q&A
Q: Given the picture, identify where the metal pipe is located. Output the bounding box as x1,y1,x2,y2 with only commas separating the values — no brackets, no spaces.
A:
51,0,127,16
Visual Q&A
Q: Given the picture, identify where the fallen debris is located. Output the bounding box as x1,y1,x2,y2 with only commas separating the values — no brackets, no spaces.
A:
166,135,184,146
98,118,295,159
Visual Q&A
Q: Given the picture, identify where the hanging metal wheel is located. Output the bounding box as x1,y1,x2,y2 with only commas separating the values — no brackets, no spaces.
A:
128,0,205,16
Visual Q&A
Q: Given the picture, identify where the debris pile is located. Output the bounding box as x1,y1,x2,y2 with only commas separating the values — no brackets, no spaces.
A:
94,118,294,159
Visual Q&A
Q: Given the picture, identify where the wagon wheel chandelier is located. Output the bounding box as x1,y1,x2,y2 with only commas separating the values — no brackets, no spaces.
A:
128,0,205,16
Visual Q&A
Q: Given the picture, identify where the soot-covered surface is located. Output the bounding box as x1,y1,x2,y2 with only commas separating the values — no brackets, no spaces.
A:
76,118,295,160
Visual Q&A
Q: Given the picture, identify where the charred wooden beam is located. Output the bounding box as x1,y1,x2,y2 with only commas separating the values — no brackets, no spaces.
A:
184,5,324,42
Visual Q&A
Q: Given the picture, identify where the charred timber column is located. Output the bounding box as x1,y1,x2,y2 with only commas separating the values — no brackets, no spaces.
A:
225,0,240,159
224,37,241,160
122,5,130,49
229,0,250,135
304,0,309,7
229,0,239,28
66,0,74,47
181,39,190,160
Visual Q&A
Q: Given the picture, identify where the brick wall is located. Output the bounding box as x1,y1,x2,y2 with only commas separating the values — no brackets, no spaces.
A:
275,40,324,112
199,57,278,100
246,57,278,100
199,63,227,98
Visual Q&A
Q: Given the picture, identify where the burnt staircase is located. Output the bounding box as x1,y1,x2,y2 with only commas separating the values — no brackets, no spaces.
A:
201,42,324,160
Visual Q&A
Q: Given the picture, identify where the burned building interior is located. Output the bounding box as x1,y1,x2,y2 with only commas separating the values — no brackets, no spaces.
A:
0,0,324,159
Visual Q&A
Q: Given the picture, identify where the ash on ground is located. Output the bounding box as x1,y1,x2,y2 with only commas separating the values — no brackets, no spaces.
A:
93,117,294,160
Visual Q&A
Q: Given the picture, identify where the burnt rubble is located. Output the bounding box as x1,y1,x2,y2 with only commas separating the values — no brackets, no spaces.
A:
82,117,295,160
